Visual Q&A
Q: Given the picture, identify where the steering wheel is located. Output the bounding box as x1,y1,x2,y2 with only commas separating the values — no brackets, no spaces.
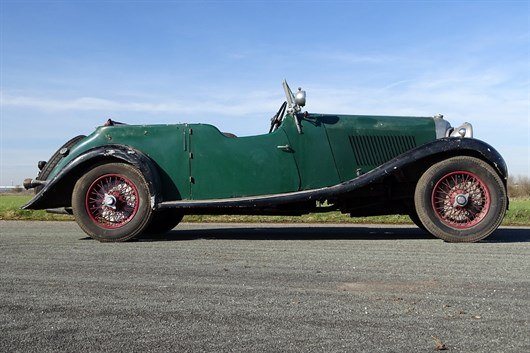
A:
269,101,287,133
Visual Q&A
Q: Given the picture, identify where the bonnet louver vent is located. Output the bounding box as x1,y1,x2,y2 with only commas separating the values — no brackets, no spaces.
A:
349,135,416,166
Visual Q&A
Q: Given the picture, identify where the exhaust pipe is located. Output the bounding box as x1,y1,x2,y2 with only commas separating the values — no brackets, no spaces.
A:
23,178,48,190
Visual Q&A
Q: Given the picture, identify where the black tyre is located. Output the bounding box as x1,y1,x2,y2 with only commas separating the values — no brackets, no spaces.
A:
408,210,427,231
414,156,507,242
142,209,183,235
35,135,86,193
72,163,153,242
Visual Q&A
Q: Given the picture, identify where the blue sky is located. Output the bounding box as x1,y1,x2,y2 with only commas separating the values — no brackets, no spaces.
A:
1,1,529,185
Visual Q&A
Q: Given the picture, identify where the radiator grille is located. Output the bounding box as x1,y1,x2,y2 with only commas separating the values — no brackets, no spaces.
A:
349,135,416,166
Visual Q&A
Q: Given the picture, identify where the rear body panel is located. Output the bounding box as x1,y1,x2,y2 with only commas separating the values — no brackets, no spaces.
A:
50,124,190,200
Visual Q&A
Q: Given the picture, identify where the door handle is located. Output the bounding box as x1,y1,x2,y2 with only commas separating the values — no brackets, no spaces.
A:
277,145,293,152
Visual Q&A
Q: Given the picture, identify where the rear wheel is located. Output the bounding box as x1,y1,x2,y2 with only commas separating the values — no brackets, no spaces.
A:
72,163,153,242
414,156,506,242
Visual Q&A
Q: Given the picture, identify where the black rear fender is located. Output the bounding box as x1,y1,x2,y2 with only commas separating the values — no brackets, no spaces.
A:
22,145,161,210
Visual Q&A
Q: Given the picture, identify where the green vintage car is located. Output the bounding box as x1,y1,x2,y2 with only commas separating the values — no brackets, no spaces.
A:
23,81,508,243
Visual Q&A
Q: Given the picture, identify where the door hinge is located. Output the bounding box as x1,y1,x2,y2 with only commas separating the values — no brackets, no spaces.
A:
189,128,193,135
189,176,195,183
189,152,193,159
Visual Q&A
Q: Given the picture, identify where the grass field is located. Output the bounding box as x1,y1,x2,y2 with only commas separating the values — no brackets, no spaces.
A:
1,194,528,225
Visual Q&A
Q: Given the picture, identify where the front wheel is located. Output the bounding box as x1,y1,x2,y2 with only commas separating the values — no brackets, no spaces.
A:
414,156,507,243
72,163,153,242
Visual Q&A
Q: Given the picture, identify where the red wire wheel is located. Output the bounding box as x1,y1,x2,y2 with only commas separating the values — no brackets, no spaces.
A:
72,163,153,242
414,156,507,242
85,174,140,229
431,171,491,229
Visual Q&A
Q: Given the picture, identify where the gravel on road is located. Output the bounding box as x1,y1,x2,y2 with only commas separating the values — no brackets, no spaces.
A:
1,221,529,352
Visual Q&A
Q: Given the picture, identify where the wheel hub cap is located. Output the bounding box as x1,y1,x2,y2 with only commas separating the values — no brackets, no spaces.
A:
102,194,117,209
85,174,139,229
431,171,491,229
454,193,469,207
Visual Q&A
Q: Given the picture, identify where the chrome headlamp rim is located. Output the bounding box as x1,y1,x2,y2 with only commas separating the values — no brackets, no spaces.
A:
449,122,473,138
433,114,473,139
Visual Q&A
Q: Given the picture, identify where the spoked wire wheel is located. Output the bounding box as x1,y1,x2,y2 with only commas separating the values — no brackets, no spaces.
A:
431,171,490,229
85,174,139,229
72,163,153,242
414,156,506,242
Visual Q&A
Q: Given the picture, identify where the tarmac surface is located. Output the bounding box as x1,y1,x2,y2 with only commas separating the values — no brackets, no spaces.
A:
1,221,529,352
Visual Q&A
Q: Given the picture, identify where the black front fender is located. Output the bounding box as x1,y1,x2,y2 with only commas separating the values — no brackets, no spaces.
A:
389,137,508,184
22,145,162,210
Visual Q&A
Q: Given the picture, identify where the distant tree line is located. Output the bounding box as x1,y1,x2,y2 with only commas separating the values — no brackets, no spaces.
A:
508,175,530,198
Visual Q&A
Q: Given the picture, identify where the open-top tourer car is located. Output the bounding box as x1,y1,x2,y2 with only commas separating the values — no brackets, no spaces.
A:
23,81,508,242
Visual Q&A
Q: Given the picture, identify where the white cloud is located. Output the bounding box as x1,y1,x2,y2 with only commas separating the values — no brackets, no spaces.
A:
0,90,282,117
307,71,529,128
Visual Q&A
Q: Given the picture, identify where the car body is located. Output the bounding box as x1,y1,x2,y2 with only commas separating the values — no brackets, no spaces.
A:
23,81,508,242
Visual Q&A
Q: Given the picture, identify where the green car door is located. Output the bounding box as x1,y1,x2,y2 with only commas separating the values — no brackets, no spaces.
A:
188,123,300,199
281,115,341,189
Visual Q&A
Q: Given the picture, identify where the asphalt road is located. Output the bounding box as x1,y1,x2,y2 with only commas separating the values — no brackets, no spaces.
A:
1,221,529,352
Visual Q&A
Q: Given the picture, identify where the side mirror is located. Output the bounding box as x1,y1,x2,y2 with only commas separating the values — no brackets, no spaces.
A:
294,88,306,107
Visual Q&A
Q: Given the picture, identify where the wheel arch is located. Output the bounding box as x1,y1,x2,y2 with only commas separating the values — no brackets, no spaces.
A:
390,138,509,214
22,145,162,210
399,139,508,190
